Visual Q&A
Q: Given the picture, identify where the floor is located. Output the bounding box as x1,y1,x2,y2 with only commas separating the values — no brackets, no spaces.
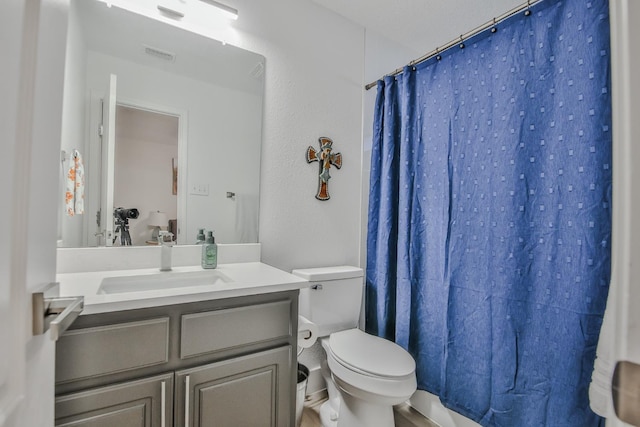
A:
300,392,439,427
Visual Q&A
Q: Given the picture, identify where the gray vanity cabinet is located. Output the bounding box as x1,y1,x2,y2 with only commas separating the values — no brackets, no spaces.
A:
175,346,291,427
55,291,299,427
55,373,173,427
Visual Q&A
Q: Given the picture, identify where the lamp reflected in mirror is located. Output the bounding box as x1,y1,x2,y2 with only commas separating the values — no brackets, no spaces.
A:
148,211,168,242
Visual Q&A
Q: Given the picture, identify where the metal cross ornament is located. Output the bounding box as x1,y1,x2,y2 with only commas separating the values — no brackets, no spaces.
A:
306,137,342,200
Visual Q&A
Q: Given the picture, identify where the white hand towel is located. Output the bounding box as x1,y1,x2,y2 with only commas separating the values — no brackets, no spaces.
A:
589,292,616,418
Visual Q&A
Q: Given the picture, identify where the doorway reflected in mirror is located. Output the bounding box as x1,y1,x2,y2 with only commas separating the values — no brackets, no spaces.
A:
114,105,178,246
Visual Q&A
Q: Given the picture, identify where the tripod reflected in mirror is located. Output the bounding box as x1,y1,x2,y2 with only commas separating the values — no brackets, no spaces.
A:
113,207,139,246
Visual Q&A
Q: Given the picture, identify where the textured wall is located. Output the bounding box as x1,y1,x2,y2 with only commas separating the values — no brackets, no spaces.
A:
231,0,365,272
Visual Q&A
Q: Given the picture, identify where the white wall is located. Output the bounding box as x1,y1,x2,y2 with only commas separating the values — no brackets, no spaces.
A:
59,1,87,247
230,0,366,272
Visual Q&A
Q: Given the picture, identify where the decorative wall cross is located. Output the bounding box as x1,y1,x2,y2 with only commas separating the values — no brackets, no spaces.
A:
306,137,342,200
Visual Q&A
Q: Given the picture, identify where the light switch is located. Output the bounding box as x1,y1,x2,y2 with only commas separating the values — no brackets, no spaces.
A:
190,183,209,196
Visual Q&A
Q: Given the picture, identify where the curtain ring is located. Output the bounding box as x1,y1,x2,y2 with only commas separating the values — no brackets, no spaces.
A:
459,35,465,49
524,0,532,16
435,47,442,61
491,17,498,33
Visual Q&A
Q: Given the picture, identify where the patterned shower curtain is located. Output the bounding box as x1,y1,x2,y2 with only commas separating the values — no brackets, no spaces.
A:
365,0,612,425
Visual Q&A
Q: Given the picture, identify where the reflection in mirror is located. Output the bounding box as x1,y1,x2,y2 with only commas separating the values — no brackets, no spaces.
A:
114,105,178,246
59,0,264,248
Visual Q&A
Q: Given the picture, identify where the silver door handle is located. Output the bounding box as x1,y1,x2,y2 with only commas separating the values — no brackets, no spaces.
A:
32,282,84,341
613,361,640,426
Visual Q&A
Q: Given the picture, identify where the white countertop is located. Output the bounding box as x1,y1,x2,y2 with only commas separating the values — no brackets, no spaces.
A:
57,262,308,315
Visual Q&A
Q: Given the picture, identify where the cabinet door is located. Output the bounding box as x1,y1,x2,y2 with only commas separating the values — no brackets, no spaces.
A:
55,373,173,427
175,346,292,427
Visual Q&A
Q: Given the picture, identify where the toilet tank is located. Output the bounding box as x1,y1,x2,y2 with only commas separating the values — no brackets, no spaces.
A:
292,266,364,337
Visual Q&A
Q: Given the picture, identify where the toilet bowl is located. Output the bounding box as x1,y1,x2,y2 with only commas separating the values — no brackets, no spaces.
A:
320,330,416,427
292,266,417,427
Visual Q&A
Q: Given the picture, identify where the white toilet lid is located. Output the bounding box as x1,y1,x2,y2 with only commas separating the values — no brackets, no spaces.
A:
329,329,415,378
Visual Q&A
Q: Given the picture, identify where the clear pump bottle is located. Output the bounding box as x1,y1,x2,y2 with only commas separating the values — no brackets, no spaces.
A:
195,228,206,244
201,231,217,269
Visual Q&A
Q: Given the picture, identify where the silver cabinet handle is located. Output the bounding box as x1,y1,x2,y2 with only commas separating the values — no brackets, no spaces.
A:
184,375,190,426
310,284,323,290
161,380,166,427
32,283,84,341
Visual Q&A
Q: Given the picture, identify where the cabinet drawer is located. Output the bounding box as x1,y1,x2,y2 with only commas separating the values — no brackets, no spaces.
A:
181,300,291,359
57,317,170,383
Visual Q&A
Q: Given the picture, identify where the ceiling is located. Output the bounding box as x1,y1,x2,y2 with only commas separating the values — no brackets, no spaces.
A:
312,0,525,55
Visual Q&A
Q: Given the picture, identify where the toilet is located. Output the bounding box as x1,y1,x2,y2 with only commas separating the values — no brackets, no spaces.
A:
292,266,417,427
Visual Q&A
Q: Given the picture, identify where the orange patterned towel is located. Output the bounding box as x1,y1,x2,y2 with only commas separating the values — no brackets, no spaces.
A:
65,149,85,216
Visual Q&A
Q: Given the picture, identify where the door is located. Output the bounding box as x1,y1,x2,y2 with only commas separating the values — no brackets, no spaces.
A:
175,346,292,427
101,74,118,247
55,373,173,427
0,0,70,426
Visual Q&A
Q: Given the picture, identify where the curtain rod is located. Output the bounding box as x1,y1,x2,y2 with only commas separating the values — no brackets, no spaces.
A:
364,0,543,91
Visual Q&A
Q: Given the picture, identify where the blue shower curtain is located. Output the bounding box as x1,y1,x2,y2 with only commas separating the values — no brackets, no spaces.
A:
366,0,612,425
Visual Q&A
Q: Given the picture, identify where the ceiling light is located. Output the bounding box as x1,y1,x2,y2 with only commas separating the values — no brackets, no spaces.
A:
199,0,238,20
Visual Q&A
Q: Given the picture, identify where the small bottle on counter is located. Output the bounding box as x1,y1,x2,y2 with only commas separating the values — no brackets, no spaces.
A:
201,231,217,269
195,228,206,244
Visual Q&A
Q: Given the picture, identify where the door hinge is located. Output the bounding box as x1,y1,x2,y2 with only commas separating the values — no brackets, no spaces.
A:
98,124,104,137
96,209,101,227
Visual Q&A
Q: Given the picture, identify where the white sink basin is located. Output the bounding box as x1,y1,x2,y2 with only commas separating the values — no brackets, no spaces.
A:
98,270,232,294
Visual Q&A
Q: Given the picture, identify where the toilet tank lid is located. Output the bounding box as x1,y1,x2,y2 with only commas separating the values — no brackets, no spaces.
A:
291,265,363,281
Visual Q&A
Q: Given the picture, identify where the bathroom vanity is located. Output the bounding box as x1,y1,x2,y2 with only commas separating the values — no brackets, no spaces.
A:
54,261,306,427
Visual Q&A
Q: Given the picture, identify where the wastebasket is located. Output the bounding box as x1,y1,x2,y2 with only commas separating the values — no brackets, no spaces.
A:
296,363,309,427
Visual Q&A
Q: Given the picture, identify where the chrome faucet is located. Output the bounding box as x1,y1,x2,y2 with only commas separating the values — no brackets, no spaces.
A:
158,231,175,272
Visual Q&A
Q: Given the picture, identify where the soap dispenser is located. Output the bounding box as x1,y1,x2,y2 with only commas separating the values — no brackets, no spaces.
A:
201,231,217,269
195,228,206,244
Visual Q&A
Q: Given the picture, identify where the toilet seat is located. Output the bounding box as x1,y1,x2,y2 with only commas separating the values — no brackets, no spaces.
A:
328,329,415,379
322,328,417,400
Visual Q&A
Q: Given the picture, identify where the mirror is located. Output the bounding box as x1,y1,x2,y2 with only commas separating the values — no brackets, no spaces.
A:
59,0,264,247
